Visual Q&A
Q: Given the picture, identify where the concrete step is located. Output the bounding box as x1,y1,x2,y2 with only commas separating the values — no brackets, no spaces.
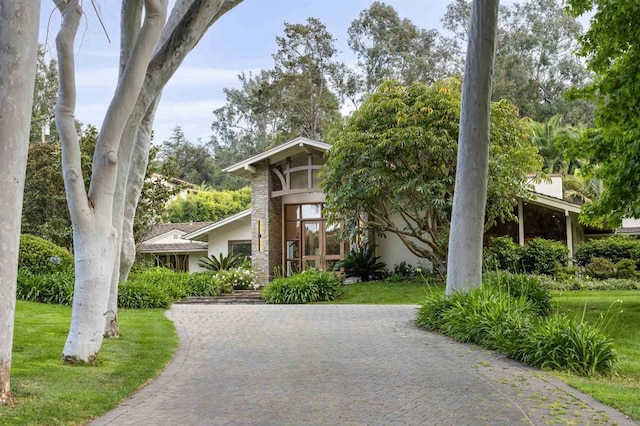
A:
177,290,264,305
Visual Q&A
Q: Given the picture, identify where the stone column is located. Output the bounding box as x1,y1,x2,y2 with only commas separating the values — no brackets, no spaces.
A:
251,162,282,285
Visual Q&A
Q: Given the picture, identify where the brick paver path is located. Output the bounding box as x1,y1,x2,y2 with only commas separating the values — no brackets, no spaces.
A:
92,305,634,425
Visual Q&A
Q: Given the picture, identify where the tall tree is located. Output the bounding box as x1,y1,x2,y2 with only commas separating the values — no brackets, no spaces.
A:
322,78,541,275
30,45,59,143
443,0,592,124
565,0,640,226
52,0,244,362
161,126,219,185
0,0,41,403
348,1,458,96
210,17,343,159
446,0,500,295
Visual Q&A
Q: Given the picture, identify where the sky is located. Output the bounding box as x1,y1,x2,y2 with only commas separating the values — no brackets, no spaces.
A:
37,0,516,145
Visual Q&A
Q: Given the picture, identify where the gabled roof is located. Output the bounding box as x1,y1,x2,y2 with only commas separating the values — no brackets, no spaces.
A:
527,192,582,214
138,241,209,253
224,137,331,179
141,221,216,242
183,209,251,241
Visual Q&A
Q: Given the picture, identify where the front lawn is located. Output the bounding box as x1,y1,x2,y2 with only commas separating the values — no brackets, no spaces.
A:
336,278,444,304
550,290,640,420
0,301,177,425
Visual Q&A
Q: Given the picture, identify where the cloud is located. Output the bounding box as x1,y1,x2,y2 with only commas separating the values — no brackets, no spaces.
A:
153,98,228,143
168,67,244,87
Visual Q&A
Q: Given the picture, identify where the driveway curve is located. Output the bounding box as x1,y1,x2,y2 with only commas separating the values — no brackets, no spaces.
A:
92,304,634,425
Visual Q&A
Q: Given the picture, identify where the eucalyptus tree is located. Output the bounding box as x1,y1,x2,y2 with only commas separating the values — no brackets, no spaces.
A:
446,0,500,294
443,0,592,124
52,0,243,362
348,1,459,98
0,0,41,403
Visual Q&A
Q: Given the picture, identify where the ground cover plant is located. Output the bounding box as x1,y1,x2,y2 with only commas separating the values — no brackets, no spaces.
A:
0,301,176,425
262,269,342,304
416,274,618,376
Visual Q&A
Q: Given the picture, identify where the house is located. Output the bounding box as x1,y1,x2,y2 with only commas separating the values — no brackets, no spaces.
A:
139,137,624,282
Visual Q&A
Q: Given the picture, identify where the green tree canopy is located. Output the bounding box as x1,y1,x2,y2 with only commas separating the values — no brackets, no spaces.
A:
566,0,640,226
321,78,542,273
443,0,593,124
162,187,251,223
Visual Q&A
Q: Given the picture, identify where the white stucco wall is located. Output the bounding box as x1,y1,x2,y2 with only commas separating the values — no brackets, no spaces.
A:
530,175,563,199
375,212,430,272
622,218,640,228
146,229,188,245
189,251,208,273
207,215,252,257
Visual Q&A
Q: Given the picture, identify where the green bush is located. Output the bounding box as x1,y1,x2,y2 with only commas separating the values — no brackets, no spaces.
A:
125,267,189,301
574,235,640,267
16,269,74,305
18,234,74,274
416,284,618,376
517,314,618,376
118,280,172,309
337,244,387,281
483,236,521,272
262,269,342,304
483,272,553,317
614,258,637,279
519,238,569,275
184,272,228,297
585,257,616,279
537,275,640,291
214,267,255,291
553,265,578,280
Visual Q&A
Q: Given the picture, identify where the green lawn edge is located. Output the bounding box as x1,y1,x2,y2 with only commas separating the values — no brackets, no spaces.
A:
0,301,177,425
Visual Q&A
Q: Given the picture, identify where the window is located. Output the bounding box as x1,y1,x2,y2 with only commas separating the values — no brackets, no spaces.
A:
229,240,251,259
154,254,189,272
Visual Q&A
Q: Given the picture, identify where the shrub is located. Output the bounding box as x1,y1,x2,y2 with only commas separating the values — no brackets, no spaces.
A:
614,258,637,279
517,314,618,376
118,280,172,309
553,265,578,280
519,238,568,275
184,272,227,297
337,243,386,281
574,235,640,267
483,272,552,317
214,267,255,291
198,252,245,271
18,234,74,274
483,236,521,272
585,257,615,279
392,261,416,277
537,275,640,291
262,269,342,304
416,284,618,376
16,269,74,305
126,267,189,301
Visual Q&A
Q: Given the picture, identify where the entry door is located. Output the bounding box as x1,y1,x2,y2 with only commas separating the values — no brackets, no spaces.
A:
301,220,343,272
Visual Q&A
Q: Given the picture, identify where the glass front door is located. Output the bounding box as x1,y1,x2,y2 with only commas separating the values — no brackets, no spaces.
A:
285,204,344,275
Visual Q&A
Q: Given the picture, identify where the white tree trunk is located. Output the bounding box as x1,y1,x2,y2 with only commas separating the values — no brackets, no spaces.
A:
55,0,167,363
0,0,41,403
446,0,500,295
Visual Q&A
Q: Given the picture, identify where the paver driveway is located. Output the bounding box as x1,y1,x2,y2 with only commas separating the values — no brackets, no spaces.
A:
92,304,634,425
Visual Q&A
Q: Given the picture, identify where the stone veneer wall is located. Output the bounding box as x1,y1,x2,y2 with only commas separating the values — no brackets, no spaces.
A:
251,162,282,285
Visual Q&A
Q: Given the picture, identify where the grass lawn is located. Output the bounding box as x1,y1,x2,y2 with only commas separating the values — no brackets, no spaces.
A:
336,278,444,304
550,290,640,421
335,280,640,421
0,301,177,425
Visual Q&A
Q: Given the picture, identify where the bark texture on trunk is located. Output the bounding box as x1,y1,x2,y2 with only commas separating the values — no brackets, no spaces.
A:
55,0,168,363
446,0,500,295
0,0,41,403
